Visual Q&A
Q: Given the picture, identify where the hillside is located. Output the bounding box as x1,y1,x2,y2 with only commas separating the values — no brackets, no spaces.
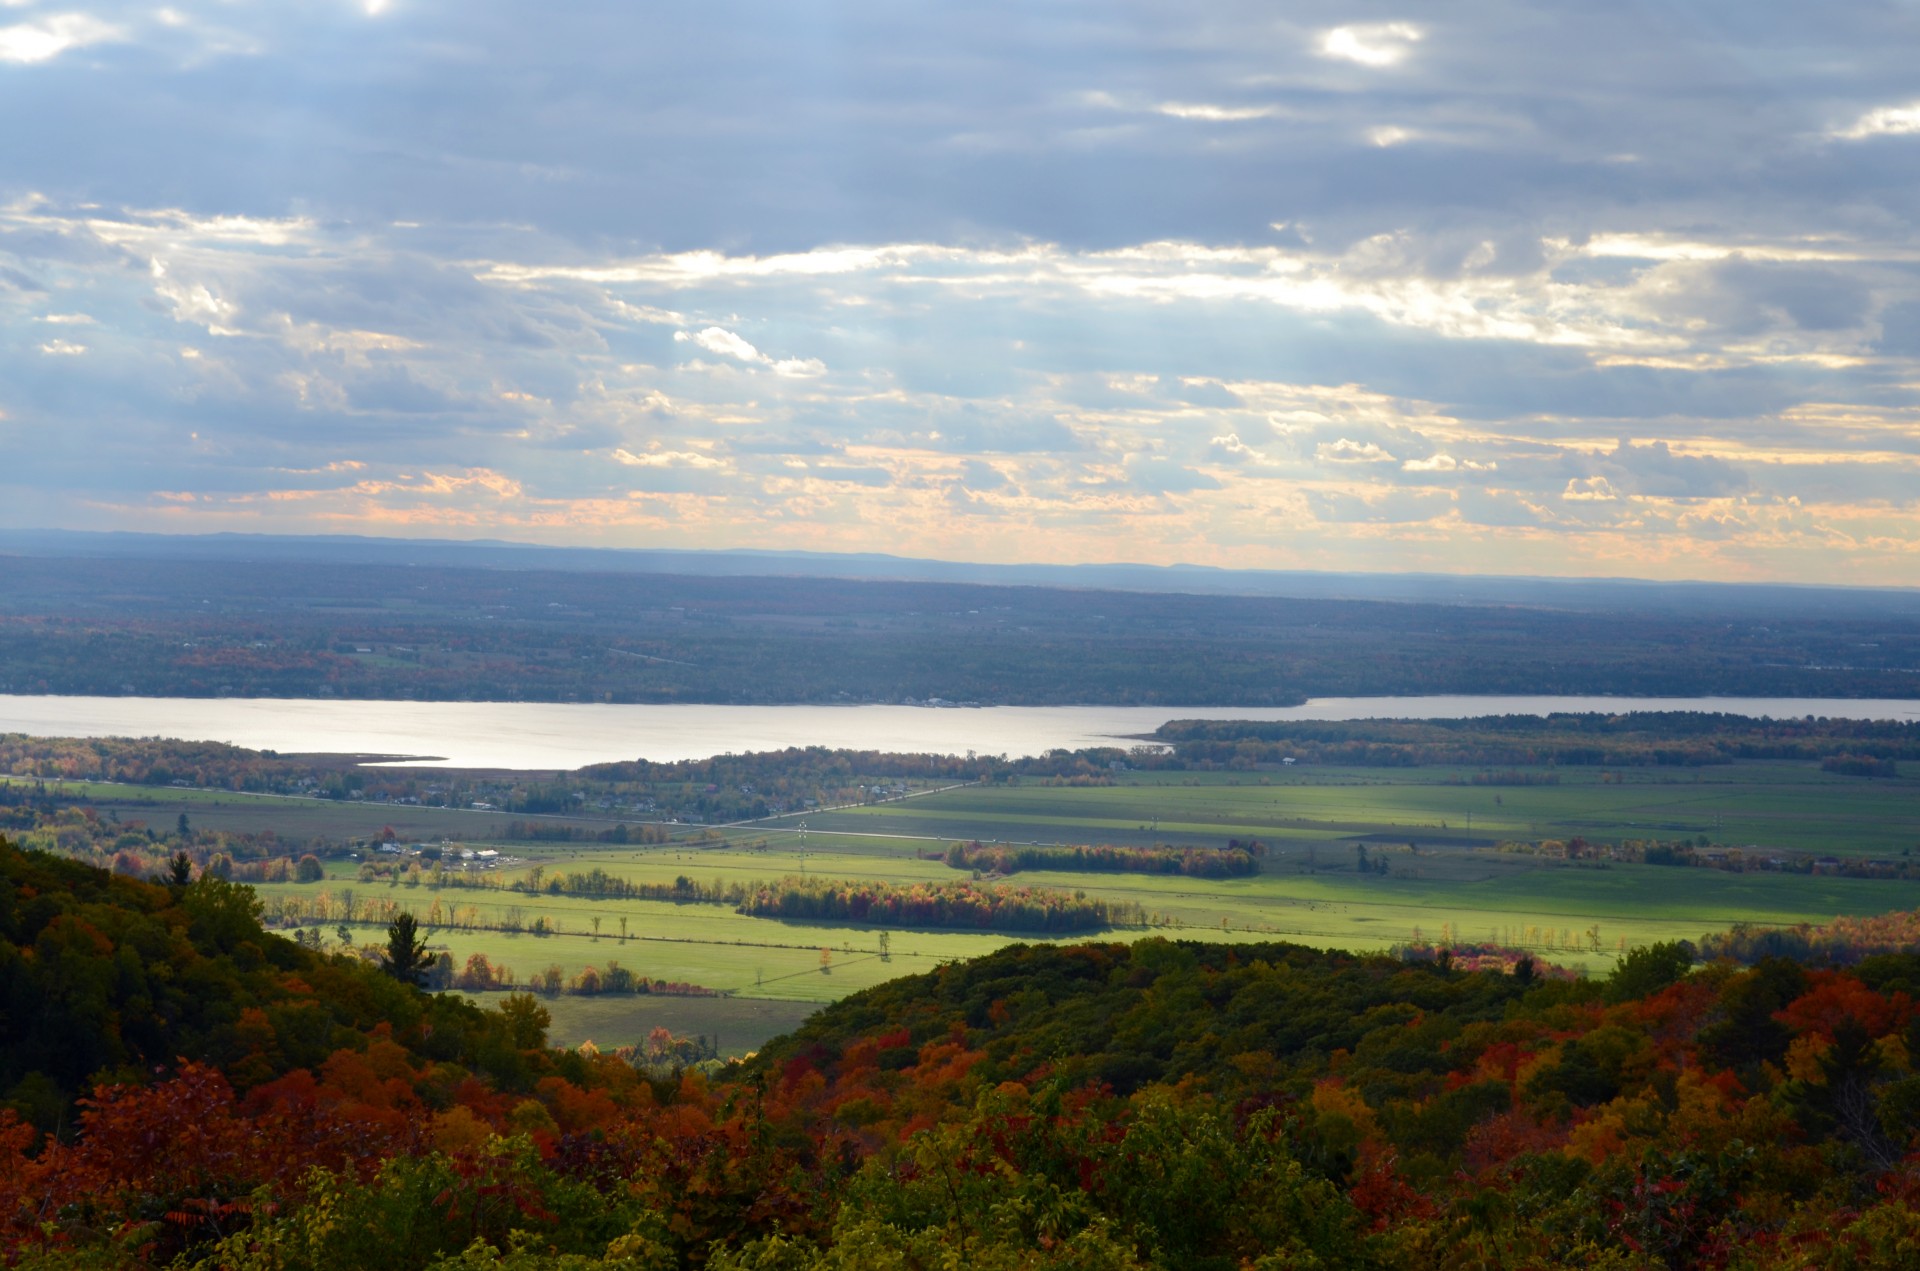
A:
6,838,1920,1268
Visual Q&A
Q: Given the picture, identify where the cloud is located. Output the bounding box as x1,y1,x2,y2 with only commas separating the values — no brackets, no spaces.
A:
1317,438,1396,463
958,459,1009,491
676,327,762,362
0,13,122,64
1125,454,1219,494
1402,454,1494,473
1309,489,1451,524
1317,22,1423,69
674,326,825,378
0,266,47,292
913,408,1079,455
1832,101,1920,141
809,464,892,487
1457,489,1550,527
1209,433,1263,464
342,365,462,415
1155,102,1275,123
1563,476,1618,501
611,448,725,469
1590,438,1748,499
0,4,1919,582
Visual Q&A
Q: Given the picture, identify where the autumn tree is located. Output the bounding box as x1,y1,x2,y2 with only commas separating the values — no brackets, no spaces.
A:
496,992,551,1050
1605,940,1696,1003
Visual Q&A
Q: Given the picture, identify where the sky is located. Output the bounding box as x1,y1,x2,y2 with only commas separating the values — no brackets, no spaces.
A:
5,2,1920,585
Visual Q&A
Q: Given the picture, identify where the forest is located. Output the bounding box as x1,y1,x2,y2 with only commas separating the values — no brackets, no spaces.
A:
9,838,1920,1268
941,838,1264,879
2,550,1919,704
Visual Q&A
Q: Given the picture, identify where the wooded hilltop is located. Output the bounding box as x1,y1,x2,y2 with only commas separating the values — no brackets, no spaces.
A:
6,838,1920,1268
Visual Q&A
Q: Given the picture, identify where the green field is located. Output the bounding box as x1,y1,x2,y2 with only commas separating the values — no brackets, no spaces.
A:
788,762,1920,859
0,776,600,843
43,757,1920,1051
459,989,817,1057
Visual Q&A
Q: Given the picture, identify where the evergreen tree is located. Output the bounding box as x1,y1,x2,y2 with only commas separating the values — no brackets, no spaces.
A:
384,911,430,986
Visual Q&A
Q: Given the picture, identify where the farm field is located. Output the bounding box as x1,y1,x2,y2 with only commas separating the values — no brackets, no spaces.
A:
278,889,1049,1003
775,761,1920,859
33,756,1920,1051
0,775,622,844
459,989,818,1057
283,833,1920,1052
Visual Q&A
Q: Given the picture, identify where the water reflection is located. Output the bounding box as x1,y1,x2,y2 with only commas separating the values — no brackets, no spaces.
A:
1,693,1915,769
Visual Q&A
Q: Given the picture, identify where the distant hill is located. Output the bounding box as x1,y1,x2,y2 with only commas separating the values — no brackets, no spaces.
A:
6,526,1919,618
2,530,1916,705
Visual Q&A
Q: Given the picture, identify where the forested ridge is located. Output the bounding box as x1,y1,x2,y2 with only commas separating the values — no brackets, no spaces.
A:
8,839,1920,1268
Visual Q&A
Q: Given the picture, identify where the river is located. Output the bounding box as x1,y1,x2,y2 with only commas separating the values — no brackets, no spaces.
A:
0,693,1916,769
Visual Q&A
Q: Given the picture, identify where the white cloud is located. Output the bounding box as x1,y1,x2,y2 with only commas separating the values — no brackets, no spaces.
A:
0,13,122,64
38,338,87,355
1563,476,1619,501
1366,125,1414,148
611,448,725,469
1209,432,1263,463
1317,22,1423,69
1155,102,1274,122
1403,454,1495,473
675,326,825,378
1832,101,1920,141
676,326,763,363
1317,438,1396,463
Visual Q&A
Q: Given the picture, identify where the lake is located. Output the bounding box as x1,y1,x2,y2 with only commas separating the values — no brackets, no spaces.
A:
1,693,1916,769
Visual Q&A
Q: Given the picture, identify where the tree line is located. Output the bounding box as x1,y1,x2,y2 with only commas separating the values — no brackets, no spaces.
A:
1697,908,1920,965
1153,711,1920,769
735,875,1141,932
941,838,1264,879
